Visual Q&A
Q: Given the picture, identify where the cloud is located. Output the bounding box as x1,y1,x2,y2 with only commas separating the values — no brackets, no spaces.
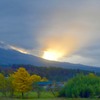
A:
35,0,100,66
0,41,28,53
0,0,100,66
0,41,43,57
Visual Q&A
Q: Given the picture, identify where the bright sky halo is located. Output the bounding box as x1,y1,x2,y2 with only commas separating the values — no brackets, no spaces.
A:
42,50,62,61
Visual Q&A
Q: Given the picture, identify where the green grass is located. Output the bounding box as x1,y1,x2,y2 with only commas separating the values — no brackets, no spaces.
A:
0,92,100,100
0,98,100,100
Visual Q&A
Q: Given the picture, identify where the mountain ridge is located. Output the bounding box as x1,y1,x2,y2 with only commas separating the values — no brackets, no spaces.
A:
0,47,100,72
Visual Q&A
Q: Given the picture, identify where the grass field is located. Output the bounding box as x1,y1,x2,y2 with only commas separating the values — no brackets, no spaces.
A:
0,98,100,100
0,92,100,100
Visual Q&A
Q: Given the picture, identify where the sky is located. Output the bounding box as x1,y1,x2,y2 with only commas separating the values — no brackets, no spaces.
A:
0,0,100,66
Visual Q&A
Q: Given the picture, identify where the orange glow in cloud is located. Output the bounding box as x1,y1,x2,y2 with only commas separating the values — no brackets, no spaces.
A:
37,7,99,61
41,33,81,61
42,49,64,61
9,46,29,54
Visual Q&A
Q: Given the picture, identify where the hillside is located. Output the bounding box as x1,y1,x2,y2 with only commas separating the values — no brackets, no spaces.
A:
0,46,100,72
0,65,100,81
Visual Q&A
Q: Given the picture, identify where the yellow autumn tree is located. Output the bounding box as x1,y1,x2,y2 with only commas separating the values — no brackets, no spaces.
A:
88,73,96,77
41,77,48,82
30,75,41,82
12,67,32,97
12,67,41,98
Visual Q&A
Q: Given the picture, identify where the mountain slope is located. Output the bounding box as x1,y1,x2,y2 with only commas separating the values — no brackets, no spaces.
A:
0,47,100,72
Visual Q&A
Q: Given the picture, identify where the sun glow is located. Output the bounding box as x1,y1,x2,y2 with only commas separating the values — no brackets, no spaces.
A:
42,50,63,61
10,46,28,54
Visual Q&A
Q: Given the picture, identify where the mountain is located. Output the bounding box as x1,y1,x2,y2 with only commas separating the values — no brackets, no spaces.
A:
0,46,100,72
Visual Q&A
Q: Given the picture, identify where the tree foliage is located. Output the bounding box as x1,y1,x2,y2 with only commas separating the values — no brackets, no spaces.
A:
0,73,8,96
0,65,97,82
12,67,41,97
0,67,47,98
7,74,15,97
59,73,100,98
41,77,48,82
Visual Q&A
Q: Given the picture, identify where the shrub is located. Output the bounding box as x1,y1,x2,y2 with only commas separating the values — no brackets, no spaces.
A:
59,73,100,98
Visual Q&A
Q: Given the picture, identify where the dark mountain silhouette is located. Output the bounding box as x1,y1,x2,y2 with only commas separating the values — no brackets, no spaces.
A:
0,46,100,72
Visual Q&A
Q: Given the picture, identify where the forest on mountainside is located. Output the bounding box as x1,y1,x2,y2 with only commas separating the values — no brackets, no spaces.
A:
0,65,99,81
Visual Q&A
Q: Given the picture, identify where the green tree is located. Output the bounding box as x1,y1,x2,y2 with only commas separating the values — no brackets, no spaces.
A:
6,74,15,97
59,73,100,98
32,82,43,98
0,73,8,96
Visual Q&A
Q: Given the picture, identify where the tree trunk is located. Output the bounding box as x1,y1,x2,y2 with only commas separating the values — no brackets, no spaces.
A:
10,91,14,97
37,90,40,98
50,88,56,97
22,92,24,98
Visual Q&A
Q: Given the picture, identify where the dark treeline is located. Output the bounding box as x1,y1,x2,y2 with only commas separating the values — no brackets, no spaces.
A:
0,64,99,81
